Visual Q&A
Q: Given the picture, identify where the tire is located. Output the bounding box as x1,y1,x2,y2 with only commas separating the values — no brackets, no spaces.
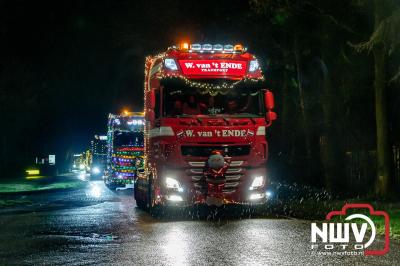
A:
134,180,146,210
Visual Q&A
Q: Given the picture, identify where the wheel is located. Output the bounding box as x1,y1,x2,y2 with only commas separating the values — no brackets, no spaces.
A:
134,180,147,210
136,199,146,210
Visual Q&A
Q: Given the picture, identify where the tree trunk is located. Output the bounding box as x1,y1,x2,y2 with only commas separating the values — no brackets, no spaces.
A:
281,63,290,152
320,60,335,191
294,35,312,160
373,0,392,197
374,44,392,197
319,58,345,192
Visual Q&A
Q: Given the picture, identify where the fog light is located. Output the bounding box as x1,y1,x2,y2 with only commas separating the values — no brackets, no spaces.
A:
266,190,273,198
249,193,265,200
167,195,183,202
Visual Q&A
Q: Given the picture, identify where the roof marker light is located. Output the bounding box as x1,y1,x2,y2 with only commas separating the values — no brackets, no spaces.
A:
224,44,234,51
191,43,201,50
180,42,189,50
213,44,223,51
234,44,244,52
202,44,212,51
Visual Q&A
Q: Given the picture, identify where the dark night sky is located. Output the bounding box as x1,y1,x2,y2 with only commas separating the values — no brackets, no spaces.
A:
1,0,266,163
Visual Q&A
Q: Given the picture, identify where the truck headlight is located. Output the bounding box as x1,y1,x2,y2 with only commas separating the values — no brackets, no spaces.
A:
92,167,100,174
249,176,264,190
165,177,183,192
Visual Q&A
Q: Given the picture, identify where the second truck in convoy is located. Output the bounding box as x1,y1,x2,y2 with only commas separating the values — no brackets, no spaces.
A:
104,112,145,190
134,43,276,212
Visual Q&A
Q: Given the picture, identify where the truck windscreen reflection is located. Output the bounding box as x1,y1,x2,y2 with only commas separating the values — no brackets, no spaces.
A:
164,86,263,117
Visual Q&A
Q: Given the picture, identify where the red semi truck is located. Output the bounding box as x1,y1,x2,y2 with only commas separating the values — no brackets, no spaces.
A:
134,43,276,211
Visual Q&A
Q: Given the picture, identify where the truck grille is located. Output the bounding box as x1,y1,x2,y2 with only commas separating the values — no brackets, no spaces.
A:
182,145,250,157
188,161,245,193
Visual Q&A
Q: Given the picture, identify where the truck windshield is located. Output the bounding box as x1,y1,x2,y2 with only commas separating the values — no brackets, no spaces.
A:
113,131,144,147
163,85,263,118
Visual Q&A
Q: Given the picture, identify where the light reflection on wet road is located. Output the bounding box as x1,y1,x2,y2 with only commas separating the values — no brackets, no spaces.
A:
0,180,399,265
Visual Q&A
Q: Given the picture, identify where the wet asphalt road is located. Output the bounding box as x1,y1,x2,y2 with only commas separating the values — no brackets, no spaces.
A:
1,178,400,265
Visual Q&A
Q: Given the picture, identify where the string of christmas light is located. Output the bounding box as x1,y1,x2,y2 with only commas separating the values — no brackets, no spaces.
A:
106,113,145,185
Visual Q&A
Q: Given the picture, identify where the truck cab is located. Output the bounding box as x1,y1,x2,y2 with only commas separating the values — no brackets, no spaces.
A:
134,43,276,211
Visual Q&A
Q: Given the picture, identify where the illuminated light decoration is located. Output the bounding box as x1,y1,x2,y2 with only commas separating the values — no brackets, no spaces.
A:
117,147,144,152
160,75,264,96
213,44,223,51
26,169,40,175
179,43,246,54
202,44,212,51
180,42,189,50
249,176,265,190
166,195,184,202
248,59,260,72
106,113,145,186
224,44,234,51
234,44,244,52
179,59,248,77
249,193,265,200
164,58,178,71
190,43,201,51
127,119,145,126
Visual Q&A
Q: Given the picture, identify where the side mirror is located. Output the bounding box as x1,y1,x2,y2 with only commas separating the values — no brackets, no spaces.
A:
264,90,274,110
149,89,156,109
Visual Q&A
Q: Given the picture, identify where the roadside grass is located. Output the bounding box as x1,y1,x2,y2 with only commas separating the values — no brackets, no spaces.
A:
0,176,86,194
0,199,33,207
